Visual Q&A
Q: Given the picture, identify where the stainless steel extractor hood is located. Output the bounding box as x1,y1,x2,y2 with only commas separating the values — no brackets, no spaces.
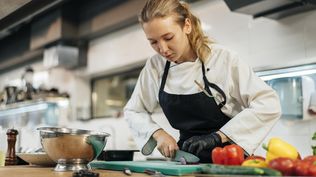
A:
223,0,316,19
43,45,79,69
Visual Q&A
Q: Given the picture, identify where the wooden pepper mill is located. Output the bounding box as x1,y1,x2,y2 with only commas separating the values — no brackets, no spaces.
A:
5,129,18,165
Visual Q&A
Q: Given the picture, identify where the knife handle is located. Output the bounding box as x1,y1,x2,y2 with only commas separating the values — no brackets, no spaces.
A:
123,168,132,176
144,169,166,177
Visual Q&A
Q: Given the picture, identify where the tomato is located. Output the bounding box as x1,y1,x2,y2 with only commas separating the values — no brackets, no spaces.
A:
294,156,316,176
268,157,296,176
295,160,311,176
308,163,316,176
303,155,316,163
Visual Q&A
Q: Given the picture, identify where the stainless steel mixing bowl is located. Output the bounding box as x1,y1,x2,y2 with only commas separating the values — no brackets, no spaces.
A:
37,127,110,171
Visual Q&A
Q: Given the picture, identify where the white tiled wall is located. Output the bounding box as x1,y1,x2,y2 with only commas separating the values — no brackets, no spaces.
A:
254,119,316,157
1,0,316,157
305,13,316,58
87,25,154,76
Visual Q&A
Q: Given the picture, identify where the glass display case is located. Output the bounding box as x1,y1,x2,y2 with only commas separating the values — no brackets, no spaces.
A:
0,97,70,152
0,98,69,127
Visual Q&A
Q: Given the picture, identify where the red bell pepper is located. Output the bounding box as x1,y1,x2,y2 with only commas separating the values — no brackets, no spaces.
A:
212,147,226,164
211,144,244,165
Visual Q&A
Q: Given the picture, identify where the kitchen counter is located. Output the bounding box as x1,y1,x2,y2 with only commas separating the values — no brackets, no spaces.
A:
0,166,151,177
0,165,220,177
0,165,276,177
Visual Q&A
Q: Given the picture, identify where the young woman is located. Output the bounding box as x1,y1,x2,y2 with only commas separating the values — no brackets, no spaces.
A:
124,0,281,162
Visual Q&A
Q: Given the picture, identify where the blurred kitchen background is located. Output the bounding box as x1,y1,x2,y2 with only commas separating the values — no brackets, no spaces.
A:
0,0,316,159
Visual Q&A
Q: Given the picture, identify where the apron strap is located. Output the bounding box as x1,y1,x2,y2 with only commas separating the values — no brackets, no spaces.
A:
159,61,170,92
160,60,227,108
201,62,227,108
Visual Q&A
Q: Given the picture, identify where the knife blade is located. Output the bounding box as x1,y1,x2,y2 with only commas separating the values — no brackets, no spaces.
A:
172,150,200,163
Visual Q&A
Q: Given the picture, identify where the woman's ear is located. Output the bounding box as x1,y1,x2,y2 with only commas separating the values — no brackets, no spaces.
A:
183,18,192,34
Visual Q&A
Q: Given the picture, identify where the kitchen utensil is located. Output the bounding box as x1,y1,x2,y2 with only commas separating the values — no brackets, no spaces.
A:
90,160,202,176
37,127,110,172
144,169,166,177
72,169,99,177
4,86,18,104
97,150,139,161
123,167,132,176
172,150,200,163
194,80,212,97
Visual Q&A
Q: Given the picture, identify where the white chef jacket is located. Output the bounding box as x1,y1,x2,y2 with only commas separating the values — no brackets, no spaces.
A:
124,44,281,155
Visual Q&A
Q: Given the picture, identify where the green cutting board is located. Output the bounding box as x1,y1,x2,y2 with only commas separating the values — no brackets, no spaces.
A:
90,160,202,176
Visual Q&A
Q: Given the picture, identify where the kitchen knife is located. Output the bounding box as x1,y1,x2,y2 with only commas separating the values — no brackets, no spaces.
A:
172,150,200,163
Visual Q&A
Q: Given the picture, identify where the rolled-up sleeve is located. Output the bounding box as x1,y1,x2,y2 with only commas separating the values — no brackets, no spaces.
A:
220,54,281,155
124,58,161,155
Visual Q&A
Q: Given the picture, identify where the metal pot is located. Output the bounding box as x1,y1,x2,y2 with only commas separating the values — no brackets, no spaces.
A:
37,127,110,171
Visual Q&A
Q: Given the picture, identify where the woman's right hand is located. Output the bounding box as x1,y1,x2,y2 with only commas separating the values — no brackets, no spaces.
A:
152,129,179,158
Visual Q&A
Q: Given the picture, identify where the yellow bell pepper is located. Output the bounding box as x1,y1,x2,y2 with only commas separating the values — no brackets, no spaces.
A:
241,159,268,167
262,137,299,163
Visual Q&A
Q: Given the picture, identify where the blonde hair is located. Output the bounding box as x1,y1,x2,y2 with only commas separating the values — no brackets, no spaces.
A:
139,0,212,62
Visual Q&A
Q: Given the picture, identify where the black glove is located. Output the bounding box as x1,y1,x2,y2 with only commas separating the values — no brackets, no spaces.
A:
182,132,222,156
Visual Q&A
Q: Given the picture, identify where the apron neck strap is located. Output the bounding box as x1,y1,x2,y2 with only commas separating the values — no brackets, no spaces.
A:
160,60,226,108
201,61,227,108
160,61,171,92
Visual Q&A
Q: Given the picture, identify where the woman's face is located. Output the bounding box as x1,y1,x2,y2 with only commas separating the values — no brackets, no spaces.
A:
142,15,192,63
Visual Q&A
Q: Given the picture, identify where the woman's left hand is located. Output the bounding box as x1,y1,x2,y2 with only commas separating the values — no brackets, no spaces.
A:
182,132,222,156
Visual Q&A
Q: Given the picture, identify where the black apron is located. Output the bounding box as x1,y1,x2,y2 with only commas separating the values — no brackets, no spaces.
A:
158,61,231,163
